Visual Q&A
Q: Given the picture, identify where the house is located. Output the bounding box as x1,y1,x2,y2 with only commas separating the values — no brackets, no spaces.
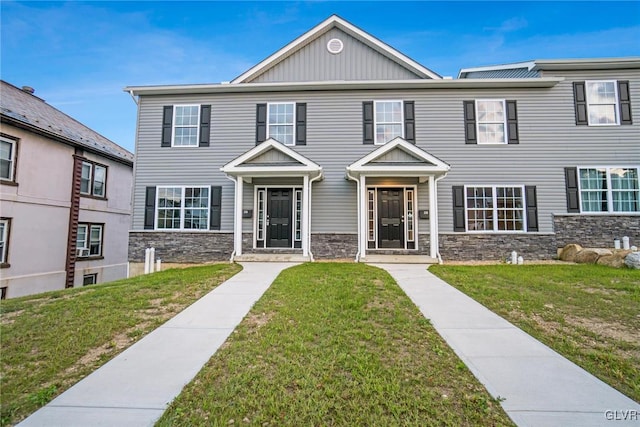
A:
0,81,134,298
125,15,639,267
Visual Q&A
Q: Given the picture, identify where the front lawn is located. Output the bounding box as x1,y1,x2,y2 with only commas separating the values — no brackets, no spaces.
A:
0,263,241,426
430,264,640,402
158,263,512,426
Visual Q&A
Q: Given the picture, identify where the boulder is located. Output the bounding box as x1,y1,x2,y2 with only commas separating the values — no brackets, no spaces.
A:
597,254,626,268
560,244,582,262
625,252,640,269
575,248,612,264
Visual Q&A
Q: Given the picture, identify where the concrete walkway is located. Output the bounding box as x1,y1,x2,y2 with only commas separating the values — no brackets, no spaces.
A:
19,262,296,427
374,263,640,427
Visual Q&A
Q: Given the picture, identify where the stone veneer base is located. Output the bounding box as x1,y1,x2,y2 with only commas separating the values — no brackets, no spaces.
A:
128,232,233,263
439,233,557,261
553,214,639,249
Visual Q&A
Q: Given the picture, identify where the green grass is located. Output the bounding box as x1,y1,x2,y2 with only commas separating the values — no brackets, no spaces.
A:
158,263,512,426
430,264,640,402
0,263,241,426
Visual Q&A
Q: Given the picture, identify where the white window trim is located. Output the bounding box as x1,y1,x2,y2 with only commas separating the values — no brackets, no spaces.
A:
366,185,418,250
80,162,93,195
93,164,107,197
0,136,16,182
577,166,640,214
475,99,507,144
464,185,528,233
172,104,201,147
374,100,404,145
252,186,302,249
266,102,296,146
155,185,211,231
0,218,9,263
585,80,620,126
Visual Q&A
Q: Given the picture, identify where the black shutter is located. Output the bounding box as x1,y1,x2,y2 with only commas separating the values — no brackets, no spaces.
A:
161,106,173,147
524,186,538,232
564,167,580,213
573,82,588,125
295,103,307,145
404,101,415,143
256,104,267,145
144,186,156,229
506,100,519,144
363,101,374,144
210,186,221,230
452,186,466,232
199,105,211,147
618,80,632,125
463,101,477,144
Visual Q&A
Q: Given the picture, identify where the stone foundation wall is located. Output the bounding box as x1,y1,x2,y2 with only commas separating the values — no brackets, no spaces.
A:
553,215,640,248
311,234,358,259
439,233,557,261
129,232,233,263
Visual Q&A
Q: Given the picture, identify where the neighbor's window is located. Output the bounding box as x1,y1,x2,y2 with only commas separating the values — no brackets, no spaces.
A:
466,186,525,232
80,161,107,197
76,223,103,257
173,105,200,146
156,186,210,230
375,101,403,145
267,103,295,146
586,81,619,125
579,167,639,213
476,100,506,144
0,137,16,181
83,273,98,286
0,218,9,264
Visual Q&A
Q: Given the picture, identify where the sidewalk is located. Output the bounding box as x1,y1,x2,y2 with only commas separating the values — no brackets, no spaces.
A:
375,263,640,427
19,262,296,427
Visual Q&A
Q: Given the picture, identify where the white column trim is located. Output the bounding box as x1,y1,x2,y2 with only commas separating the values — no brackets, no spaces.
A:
302,175,309,257
429,175,437,259
235,176,244,256
359,175,368,259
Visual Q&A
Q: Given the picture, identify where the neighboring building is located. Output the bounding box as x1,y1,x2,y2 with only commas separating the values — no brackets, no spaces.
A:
0,81,134,298
125,15,639,266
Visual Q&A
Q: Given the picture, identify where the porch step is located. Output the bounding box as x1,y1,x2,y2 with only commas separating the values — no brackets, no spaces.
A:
362,255,439,264
234,254,311,262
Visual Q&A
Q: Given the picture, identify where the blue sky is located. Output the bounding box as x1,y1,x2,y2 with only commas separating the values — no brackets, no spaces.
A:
2,1,639,153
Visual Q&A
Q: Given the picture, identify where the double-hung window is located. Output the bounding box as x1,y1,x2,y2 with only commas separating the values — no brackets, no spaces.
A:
585,81,619,125
76,223,103,258
578,167,639,213
0,218,9,264
465,186,526,232
80,160,107,198
267,103,295,146
156,186,210,230
173,105,200,146
1,137,16,181
476,100,506,144
375,101,403,145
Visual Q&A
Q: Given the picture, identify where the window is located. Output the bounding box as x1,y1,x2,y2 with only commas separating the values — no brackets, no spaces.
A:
80,160,107,198
586,81,619,125
0,218,10,264
1,137,16,181
257,189,266,241
156,186,210,230
173,105,200,146
83,274,98,286
578,167,639,213
375,101,403,145
294,190,302,242
465,186,525,232
76,223,103,257
267,103,295,146
476,100,506,144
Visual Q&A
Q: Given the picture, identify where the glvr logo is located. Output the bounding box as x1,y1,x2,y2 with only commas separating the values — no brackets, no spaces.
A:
604,410,639,421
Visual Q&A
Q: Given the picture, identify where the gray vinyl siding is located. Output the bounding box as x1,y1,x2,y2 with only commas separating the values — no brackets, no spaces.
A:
249,28,424,83
132,68,639,236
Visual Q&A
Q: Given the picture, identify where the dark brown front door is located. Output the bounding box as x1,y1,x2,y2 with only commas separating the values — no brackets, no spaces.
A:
267,189,292,248
378,188,404,248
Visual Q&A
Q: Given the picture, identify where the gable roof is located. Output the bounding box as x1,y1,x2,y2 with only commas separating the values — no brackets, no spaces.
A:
0,81,133,165
231,15,441,83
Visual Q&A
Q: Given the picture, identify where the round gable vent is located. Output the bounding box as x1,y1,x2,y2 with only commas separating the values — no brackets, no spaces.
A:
327,38,344,54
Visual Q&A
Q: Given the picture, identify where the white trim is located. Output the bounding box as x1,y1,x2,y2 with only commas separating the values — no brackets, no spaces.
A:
366,185,418,251
585,80,620,126
252,185,303,250
374,100,404,145
154,185,211,231
475,99,507,144
0,136,16,182
327,38,344,54
235,177,244,256
230,15,441,83
171,104,201,147
0,218,8,263
266,102,296,146
576,166,640,214
463,185,528,233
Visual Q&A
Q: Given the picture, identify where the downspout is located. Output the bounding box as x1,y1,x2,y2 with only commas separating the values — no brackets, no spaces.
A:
307,172,323,262
224,174,237,262
434,173,448,264
346,170,361,262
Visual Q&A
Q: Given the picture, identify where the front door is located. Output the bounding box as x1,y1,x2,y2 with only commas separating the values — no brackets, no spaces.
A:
378,188,404,248
267,189,292,248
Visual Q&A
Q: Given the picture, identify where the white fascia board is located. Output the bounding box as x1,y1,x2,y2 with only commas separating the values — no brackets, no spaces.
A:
222,138,321,171
532,57,640,71
349,137,450,171
124,77,563,96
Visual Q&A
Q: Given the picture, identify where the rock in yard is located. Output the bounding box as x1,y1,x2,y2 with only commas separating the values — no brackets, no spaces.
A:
625,252,640,269
575,248,612,264
597,253,627,268
560,244,582,262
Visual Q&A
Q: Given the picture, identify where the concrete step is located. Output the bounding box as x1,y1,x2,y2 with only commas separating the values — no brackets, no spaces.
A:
362,255,439,264
234,253,311,262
